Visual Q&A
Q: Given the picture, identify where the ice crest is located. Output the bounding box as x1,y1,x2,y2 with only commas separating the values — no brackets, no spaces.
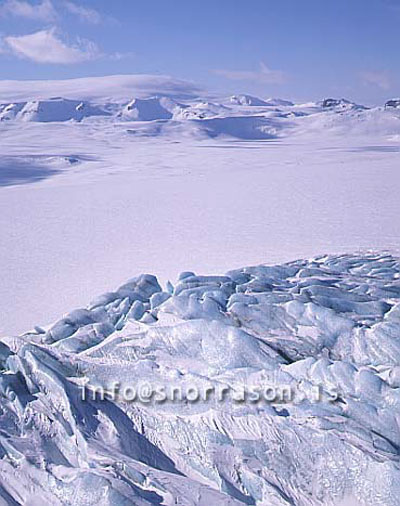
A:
1,253,400,504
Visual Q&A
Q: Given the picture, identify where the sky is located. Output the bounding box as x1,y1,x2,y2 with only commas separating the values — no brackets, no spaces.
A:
0,0,399,105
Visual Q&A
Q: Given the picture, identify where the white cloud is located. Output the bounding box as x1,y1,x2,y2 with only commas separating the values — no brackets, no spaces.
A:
109,51,135,61
0,0,56,21
0,74,202,102
360,70,391,90
213,62,286,84
4,27,99,64
63,1,101,24
0,0,105,24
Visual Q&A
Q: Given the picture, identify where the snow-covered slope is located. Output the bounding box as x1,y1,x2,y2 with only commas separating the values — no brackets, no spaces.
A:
1,253,400,505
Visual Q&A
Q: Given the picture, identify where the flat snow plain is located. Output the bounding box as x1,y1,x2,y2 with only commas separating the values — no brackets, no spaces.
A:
0,81,399,337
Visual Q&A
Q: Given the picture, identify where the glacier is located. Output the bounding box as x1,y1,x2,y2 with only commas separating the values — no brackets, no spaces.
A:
1,252,400,505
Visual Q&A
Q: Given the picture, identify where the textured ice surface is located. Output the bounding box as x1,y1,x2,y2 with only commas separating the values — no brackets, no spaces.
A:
1,253,400,505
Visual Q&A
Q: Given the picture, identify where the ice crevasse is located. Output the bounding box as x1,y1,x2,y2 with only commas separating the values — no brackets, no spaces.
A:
1,253,400,505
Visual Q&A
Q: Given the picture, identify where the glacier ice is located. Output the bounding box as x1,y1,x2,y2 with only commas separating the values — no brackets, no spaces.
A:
1,253,400,504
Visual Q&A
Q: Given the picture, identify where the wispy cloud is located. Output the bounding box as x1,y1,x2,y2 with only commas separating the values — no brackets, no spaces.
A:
0,0,56,21
109,51,135,61
213,62,286,84
0,0,105,23
360,70,391,90
63,1,102,24
4,27,100,64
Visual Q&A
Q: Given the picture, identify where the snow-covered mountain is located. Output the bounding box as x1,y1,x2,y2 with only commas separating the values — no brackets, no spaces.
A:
0,82,397,141
385,98,400,109
1,88,399,143
0,97,110,122
320,97,368,111
118,96,181,121
229,94,271,106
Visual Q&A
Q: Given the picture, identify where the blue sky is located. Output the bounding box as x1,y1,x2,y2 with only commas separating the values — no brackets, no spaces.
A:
0,0,398,104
